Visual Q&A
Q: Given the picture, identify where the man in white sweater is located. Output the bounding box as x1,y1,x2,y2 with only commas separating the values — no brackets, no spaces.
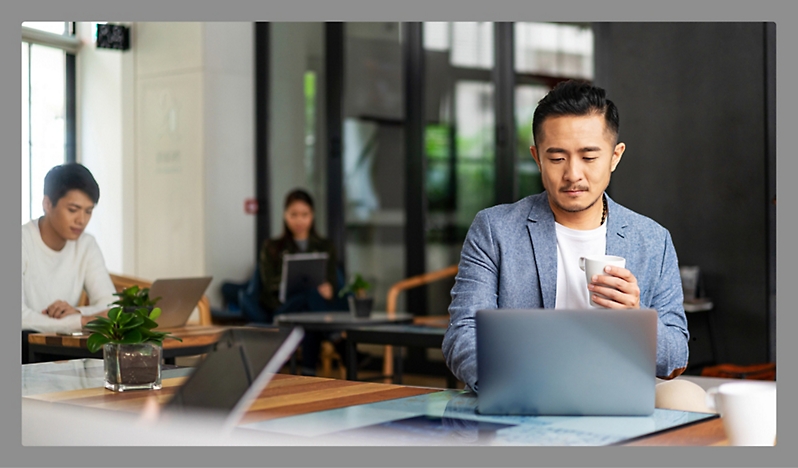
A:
22,163,117,334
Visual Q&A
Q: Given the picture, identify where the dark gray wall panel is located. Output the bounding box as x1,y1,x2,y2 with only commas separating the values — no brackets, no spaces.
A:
594,22,770,365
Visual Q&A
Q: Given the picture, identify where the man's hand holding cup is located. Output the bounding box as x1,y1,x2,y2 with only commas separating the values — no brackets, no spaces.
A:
579,255,640,309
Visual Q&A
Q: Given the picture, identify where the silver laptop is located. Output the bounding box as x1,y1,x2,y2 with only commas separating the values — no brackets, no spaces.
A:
147,277,213,328
476,308,657,416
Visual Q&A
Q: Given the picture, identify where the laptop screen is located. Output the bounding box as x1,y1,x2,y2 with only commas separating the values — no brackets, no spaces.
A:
476,308,657,416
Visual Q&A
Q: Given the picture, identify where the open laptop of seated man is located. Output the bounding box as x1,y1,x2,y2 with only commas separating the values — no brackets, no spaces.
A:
21,163,116,334
442,80,689,395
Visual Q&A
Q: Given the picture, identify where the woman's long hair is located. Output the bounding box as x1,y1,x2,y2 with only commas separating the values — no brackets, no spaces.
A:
271,188,319,254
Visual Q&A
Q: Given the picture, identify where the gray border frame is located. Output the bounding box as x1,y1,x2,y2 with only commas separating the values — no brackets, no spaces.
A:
4,1,793,467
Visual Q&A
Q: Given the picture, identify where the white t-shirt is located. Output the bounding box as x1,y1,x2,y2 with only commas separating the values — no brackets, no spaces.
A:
21,219,117,333
554,221,606,309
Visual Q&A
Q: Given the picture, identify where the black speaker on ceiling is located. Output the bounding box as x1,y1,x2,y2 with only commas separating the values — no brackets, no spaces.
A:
96,23,130,51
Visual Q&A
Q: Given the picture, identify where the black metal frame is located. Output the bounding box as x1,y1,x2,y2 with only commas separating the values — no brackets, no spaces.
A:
493,22,516,205
26,343,216,366
403,22,428,315
65,52,76,163
255,22,271,254
325,23,346,270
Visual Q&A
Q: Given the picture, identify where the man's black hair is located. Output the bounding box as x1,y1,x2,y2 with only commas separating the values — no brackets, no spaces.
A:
532,79,620,145
43,163,100,206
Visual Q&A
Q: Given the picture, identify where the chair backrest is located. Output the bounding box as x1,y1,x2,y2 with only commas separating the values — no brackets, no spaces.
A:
80,273,211,326
239,265,267,323
379,264,458,382
385,264,458,317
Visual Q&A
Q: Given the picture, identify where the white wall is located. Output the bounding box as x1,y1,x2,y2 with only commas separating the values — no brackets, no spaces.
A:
76,22,134,275
202,23,256,308
135,22,206,280
76,22,256,310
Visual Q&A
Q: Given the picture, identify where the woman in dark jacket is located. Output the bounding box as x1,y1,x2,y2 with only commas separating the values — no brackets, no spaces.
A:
259,189,343,375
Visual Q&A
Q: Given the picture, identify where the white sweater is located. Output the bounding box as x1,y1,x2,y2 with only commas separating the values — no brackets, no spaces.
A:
21,219,117,333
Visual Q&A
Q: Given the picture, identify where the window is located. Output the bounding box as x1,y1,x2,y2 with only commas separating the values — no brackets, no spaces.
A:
21,23,76,223
515,22,593,79
22,22,72,35
514,22,594,197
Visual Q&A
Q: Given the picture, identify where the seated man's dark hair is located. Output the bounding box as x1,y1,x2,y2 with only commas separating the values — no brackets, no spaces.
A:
43,163,101,206
532,79,620,145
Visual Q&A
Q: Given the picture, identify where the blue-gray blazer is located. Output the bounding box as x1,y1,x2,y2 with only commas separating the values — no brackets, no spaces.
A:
442,191,689,392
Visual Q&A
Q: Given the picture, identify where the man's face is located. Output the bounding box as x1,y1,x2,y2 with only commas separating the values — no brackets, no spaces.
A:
43,189,95,241
530,113,625,219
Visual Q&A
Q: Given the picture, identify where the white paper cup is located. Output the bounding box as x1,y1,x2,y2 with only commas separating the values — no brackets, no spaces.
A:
706,381,777,446
578,255,626,307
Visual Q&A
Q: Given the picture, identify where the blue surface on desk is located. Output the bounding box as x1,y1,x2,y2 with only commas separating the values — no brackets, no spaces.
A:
240,390,715,446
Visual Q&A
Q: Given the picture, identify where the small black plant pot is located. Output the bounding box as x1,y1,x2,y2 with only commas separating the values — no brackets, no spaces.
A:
348,297,374,318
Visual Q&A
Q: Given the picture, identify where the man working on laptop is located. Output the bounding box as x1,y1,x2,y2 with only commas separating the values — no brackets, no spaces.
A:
443,80,689,396
22,163,116,334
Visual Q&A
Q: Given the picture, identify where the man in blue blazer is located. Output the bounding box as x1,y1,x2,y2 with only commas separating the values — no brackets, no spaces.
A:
443,81,689,393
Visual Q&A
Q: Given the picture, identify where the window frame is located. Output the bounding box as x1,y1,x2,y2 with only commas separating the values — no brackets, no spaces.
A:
21,23,78,222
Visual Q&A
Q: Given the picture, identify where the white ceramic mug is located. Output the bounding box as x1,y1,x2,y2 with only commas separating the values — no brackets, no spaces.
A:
578,255,626,307
705,381,777,446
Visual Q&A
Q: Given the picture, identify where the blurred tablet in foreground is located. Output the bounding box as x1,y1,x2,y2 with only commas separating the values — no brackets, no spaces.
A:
164,326,304,431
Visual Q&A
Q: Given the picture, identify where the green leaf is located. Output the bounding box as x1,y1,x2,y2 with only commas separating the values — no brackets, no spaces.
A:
117,312,133,326
118,329,143,344
83,322,112,335
139,328,159,339
87,333,111,353
107,308,120,322
165,334,183,343
118,316,145,331
139,316,159,330
148,307,161,321
86,315,111,326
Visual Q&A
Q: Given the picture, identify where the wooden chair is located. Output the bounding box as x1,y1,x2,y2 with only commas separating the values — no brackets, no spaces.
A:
79,273,212,326
381,264,458,380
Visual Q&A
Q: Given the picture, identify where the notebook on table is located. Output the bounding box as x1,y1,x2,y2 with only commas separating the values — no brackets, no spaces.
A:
164,326,304,431
476,308,657,416
147,277,213,328
279,252,328,303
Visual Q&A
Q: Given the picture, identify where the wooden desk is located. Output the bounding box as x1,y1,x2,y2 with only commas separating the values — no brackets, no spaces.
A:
21,359,723,446
24,372,438,424
26,325,229,364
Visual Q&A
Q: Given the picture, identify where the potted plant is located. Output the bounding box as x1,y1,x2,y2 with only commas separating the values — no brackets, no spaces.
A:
339,273,373,318
84,285,182,392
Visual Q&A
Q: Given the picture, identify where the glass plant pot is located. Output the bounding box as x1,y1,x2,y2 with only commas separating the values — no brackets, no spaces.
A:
103,342,162,392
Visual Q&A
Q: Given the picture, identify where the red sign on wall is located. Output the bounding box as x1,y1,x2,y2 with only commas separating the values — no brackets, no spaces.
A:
244,198,259,214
